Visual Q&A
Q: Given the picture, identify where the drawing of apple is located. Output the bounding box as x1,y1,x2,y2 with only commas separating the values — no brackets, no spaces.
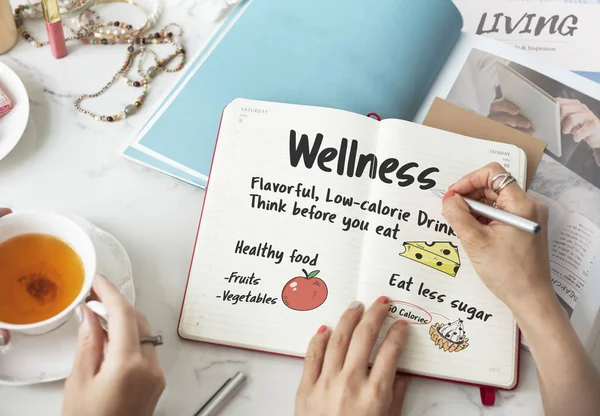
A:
282,269,328,311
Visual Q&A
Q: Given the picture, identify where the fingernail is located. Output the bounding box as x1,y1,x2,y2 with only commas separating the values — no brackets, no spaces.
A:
0,334,6,346
447,183,455,190
348,301,362,310
75,305,84,324
442,190,456,202
396,319,409,326
317,325,328,334
376,296,389,304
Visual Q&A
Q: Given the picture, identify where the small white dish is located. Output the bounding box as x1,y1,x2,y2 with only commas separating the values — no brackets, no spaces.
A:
0,216,135,386
0,61,29,161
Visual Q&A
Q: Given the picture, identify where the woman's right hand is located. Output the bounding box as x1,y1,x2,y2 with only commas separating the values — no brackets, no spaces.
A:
441,163,555,316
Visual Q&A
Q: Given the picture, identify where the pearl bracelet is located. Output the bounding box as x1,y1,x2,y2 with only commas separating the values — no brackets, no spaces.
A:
77,0,162,40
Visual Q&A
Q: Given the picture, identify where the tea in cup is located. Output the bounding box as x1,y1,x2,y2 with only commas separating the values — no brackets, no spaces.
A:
0,211,96,335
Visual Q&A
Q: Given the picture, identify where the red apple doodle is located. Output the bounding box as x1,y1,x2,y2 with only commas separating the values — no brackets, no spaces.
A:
282,269,328,311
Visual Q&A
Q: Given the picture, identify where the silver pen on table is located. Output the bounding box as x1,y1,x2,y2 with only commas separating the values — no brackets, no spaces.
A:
194,372,247,416
432,190,541,234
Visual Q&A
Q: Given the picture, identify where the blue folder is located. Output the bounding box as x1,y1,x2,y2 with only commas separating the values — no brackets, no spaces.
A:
122,0,463,188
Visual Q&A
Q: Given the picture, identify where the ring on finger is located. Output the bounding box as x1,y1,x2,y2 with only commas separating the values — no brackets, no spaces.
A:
140,335,163,346
494,176,516,194
490,173,516,194
492,201,497,208
489,172,510,191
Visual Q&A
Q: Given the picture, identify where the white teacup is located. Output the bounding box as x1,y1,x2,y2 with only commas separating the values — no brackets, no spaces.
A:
0,211,97,335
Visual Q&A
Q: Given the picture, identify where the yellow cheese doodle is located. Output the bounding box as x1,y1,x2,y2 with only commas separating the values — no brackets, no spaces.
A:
399,241,461,277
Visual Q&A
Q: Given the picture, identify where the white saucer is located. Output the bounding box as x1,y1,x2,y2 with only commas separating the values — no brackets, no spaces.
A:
0,216,135,386
0,61,29,161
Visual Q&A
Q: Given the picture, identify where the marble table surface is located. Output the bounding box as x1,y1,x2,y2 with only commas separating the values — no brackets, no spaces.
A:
2,0,590,414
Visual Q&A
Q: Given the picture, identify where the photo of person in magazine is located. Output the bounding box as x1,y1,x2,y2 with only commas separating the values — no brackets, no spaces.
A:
447,49,600,189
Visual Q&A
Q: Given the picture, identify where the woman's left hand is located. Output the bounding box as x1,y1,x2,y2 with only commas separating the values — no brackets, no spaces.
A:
62,275,165,416
295,297,409,416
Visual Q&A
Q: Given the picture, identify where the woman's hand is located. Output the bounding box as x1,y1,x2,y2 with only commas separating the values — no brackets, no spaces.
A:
295,297,409,416
441,163,554,316
443,163,600,416
62,274,165,416
557,97,600,149
488,98,534,135
0,208,12,347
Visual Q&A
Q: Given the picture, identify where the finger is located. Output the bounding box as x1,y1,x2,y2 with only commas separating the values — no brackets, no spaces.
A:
71,305,106,380
299,325,331,391
449,163,529,213
92,274,140,355
489,99,520,115
135,310,161,366
488,112,532,129
344,296,390,373
0,329,10,346
448,162,508,195
321,301,364,376
460,187,499,204
370,321,408,385
442,191,488,243
555,97,581,105
0,208,11,218
388,377,410,416
559,103,587,121
516,126,535,136
562,112,592,135
573,122,597,143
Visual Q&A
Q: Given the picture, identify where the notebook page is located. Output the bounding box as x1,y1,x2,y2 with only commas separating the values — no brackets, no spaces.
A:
356,120,525,388
179,99,382,356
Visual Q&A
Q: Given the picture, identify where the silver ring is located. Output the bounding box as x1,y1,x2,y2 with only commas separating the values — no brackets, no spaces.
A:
490,173,516,194
492,201,497,208
490,173,510,191
495,176,516,194
140,335,163,346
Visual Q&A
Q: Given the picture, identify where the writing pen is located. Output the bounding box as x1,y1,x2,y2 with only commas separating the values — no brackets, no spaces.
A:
432,190,541,234
462,197,541,234
194,372,247,416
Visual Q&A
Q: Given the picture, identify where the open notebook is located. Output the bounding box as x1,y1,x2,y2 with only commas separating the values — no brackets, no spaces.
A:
178,99,526,390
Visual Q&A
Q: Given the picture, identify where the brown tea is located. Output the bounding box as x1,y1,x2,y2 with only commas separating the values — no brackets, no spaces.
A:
0,233,84,324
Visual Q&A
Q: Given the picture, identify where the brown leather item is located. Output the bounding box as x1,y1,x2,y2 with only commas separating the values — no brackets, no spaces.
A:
423,98,547,188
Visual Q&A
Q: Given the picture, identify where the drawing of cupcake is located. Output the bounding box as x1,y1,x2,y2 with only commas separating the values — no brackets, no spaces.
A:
429,319,469,353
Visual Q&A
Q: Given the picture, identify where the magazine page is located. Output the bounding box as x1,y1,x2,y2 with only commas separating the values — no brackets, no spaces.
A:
415,34,600,350
452,0,600,83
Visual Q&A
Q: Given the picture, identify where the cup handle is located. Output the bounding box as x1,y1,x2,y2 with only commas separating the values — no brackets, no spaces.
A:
0,206,14,220
0,329,13,355
85,300,108,332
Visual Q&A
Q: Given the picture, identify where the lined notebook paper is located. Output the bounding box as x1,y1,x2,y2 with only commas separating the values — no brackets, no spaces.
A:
178,99,525,389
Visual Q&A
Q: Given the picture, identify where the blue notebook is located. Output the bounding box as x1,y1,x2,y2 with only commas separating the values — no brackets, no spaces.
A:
122,0,463,188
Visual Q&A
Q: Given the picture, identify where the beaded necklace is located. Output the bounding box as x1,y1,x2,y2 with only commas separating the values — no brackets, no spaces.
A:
13,2,185,122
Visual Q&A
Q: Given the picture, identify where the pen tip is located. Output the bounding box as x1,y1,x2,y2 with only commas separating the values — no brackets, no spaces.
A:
534,225,541,234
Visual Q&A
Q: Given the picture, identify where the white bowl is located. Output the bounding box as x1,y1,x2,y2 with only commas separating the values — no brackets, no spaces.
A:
0,61,29,161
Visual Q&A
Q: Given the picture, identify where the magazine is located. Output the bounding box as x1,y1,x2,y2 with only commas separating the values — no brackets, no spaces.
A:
415,36,600,353
452,0,600,83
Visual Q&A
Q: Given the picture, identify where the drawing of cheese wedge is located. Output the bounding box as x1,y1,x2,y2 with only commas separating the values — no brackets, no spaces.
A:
399,241,461,277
